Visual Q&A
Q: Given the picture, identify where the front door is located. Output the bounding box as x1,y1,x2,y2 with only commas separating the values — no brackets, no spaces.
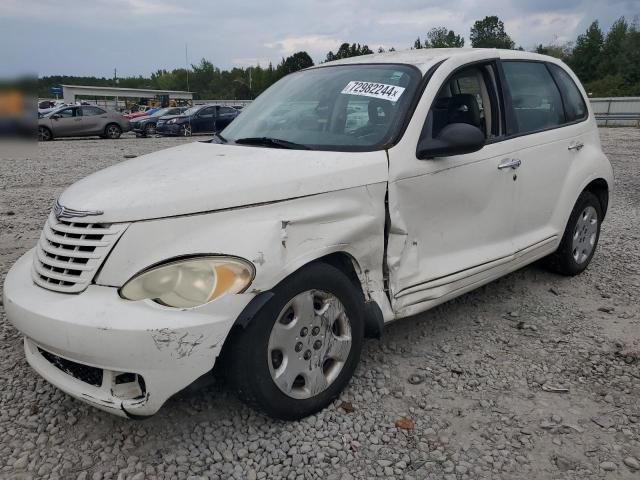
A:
387,61,518,315
194,106,216,133
50,107,82,137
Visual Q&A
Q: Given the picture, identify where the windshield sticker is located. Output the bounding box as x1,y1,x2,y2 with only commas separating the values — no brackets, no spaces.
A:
341,81,405,101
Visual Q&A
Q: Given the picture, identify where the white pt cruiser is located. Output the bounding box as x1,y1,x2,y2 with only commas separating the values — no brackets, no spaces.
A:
4,49,613,419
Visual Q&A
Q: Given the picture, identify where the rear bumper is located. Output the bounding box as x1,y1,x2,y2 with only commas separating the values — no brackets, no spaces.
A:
3,250,253,417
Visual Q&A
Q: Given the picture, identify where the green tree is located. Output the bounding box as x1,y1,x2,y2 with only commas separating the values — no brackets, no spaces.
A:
534,43,573,62
413,37,423,49
470,16,515,49
277,51,314,77
569,21,604,83
599,17,629,77
325,43,374,62
424,27,465,48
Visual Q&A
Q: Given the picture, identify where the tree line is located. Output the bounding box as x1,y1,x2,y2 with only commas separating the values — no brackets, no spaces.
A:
38,15,640,100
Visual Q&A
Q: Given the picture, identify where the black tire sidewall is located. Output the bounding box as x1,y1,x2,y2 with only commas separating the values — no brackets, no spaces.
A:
105,124,121,139
39,126,52,141
554,191,603,275
230,263,365,420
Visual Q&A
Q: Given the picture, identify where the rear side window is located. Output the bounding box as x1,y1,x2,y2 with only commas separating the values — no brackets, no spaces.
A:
548,64,588,122
82,106,106,116
502,61,565,134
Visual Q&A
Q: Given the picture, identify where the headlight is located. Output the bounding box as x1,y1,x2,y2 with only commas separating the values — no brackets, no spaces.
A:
168,118,178,124
119,256,254,308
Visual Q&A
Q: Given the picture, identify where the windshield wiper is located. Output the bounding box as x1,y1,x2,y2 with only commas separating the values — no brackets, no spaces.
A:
234,137,310,150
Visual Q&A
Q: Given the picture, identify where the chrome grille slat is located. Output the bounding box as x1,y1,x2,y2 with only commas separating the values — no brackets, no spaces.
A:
35,248,95,271
32,212,129,293
44,225,110,247
39,240,102,259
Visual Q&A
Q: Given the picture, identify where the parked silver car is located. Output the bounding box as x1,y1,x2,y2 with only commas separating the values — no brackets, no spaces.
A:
38,105,130,141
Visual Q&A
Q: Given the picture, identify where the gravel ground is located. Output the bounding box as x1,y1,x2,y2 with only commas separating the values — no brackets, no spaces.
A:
1,129,639,480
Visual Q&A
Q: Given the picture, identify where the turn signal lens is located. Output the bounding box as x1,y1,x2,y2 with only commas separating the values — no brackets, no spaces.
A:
119,257,254,308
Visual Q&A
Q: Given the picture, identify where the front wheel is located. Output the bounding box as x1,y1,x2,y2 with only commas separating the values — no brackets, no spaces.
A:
226,263,365,420
38,126,52,141
180,124,192,136
545,191,602,276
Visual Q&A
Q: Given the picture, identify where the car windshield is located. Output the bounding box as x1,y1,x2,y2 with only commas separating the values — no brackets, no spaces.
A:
222,64,421,151
182,105,204,116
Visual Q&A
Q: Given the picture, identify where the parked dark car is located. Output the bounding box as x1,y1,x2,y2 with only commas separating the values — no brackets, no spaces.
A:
130,107,188,137
155,105,239,136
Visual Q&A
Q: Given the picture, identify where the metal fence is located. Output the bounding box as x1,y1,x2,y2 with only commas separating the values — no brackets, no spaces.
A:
590,97,640,127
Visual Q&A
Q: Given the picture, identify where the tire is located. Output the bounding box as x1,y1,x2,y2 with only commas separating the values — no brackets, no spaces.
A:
38,126,52,142
545,191,602,276
226,263,365,420
144,123,156,136
104,123,122,139
180,124,192,137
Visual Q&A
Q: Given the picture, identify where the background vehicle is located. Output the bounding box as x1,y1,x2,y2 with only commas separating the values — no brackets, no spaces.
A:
130,107,188,137
38,105,130,141
123,106,160,120
155,105,239,136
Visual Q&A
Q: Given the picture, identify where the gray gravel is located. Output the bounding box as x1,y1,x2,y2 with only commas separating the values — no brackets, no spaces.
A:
1,129,639,480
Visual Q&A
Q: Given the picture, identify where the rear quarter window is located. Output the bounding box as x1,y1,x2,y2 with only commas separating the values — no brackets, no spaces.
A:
547,64,588,123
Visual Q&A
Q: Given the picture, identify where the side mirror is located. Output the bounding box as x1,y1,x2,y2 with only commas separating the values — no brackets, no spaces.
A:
417,123,485,159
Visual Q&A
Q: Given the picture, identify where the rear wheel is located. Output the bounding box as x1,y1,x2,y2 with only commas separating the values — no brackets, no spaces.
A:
144,123,156,136
545,191,602,276
104,123,122,139
226,263,365,420
38,126,52,141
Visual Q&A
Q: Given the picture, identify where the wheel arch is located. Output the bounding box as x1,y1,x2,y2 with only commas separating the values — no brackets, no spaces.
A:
231,251,384,339
583,178,609,219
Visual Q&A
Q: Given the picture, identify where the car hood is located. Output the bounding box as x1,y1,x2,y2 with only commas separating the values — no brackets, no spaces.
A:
58,142,389,223
158,114,187,122
131,115,151,123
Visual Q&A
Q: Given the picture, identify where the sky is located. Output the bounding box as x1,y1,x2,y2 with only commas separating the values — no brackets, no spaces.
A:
1,0,638,78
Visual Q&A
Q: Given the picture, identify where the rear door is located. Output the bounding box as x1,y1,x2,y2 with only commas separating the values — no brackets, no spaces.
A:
50,107,82,137
216,106,237,130
499,59,590,254
81,106,108,134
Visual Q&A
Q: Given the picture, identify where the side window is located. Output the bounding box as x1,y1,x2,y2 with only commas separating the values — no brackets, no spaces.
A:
57,108,77,118
547,64,588,123
219,107,236,117
502,61,565,134
199,107,215,118
425,63,501,140
82,106,106,116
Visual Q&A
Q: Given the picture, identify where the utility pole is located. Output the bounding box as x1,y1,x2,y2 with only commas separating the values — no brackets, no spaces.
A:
114,68,119,110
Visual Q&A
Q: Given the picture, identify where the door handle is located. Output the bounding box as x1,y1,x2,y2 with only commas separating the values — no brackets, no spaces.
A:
498,158,522,170
568,141,584,152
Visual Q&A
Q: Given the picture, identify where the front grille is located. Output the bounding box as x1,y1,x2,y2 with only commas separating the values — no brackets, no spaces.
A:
39,348,104,387
32,212,128,293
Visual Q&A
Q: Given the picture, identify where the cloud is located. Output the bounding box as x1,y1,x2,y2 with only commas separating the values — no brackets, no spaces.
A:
265,35,343,57
505,12,585,46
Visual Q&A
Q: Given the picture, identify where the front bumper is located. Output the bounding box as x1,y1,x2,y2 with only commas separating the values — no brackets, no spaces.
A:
155,122,181,135
3,250,253,417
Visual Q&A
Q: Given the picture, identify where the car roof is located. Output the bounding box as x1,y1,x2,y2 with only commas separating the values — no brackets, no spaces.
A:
318,48,563,74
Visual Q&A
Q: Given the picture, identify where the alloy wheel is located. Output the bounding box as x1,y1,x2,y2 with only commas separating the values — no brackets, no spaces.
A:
38,127,51,141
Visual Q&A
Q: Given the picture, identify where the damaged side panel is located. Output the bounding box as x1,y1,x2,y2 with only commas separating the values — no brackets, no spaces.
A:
96,184,394,320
